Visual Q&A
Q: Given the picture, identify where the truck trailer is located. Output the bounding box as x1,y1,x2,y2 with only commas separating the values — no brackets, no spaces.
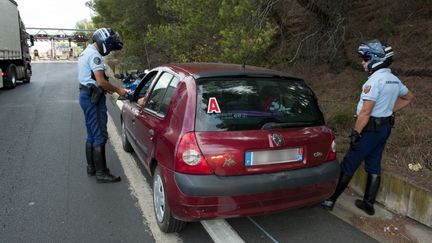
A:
0,0,33,89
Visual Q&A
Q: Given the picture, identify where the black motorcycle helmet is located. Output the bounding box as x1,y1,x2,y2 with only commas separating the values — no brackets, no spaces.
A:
92,28,123,56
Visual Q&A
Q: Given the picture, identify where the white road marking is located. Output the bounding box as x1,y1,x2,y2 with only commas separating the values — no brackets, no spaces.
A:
108,99,246,243
106,114,182,243
201,220,245,243
247,217,278,243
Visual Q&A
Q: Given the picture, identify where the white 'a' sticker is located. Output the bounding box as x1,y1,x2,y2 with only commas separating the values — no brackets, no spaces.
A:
207,97,221,114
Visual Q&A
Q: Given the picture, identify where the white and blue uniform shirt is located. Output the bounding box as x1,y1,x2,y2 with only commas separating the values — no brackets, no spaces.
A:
78,44,105,86
356,68,408,117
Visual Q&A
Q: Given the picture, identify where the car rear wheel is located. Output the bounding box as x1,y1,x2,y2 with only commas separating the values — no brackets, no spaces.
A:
153,166,186,233
121,120,133,152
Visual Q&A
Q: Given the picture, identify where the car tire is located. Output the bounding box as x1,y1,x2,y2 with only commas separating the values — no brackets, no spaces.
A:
121,120,133,152
6,65,17,88
153,166,186,233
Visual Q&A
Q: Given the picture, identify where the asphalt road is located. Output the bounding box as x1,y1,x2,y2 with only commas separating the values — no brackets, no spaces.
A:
0,62,377,243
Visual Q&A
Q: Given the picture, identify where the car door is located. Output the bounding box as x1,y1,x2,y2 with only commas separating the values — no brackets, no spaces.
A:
135,72,179,166
122,70,159,157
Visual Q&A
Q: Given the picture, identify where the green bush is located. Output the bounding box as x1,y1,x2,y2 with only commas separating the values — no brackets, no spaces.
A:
328,107,354,132
415,0,432,4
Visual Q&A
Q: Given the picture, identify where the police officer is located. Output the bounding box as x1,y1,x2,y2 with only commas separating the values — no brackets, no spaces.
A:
78,28,127,183
321,39,414,215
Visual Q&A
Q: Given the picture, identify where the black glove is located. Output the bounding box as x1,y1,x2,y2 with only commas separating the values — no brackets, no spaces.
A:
349,129,362,150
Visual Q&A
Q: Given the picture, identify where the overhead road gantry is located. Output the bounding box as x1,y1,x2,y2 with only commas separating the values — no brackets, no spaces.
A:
26,28,96,59
26,27,95,42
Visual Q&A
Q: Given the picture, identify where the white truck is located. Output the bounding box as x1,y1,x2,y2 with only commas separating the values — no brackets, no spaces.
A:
0,0,33,89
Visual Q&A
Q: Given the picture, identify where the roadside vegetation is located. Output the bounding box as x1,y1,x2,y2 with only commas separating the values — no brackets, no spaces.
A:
84,0,432,190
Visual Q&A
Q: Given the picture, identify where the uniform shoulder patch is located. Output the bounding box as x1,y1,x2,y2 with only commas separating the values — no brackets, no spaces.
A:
363,85,371,94
93,57,101,65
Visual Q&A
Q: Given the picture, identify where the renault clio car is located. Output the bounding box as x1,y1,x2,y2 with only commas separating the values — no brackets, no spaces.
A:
120,63,339,232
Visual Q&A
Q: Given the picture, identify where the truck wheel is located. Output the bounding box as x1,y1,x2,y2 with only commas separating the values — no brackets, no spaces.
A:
6,65,17,88
153,166,186,233
23,66,31,83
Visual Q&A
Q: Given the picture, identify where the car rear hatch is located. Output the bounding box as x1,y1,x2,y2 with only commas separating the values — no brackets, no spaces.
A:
194,77,335,176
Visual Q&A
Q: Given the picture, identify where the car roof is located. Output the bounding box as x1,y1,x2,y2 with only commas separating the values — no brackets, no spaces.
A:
164,63,302,80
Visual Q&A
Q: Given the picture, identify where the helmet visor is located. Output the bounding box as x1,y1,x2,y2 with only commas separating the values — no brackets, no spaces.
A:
358,53,371,62
111,32,123,50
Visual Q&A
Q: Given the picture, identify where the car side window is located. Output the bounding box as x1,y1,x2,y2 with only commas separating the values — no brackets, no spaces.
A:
159,77,179,115
134,71,158,100
145,72,178,116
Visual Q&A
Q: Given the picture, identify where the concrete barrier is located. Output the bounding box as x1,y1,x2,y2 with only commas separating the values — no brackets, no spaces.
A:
350,167,432,227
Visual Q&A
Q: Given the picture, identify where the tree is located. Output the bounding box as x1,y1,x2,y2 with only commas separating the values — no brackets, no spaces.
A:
74,19,95,49
146,0,276,65
266,0,350,71
87,0,277,67
87,0,162,68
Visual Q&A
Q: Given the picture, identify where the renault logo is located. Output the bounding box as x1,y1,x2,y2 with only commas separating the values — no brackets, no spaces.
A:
313,152,323,158
271,133,283,147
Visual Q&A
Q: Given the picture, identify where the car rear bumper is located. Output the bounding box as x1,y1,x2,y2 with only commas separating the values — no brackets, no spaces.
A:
164,160,340,221
175,160,339,196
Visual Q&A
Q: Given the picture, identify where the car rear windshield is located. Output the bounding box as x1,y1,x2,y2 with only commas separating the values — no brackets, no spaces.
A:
195,78,324,131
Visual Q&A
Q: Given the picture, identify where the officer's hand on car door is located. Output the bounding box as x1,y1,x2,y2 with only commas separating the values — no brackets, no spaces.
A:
117,87,128,96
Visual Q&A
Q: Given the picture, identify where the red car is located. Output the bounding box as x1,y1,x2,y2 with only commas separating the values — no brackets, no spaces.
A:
120,63,339,232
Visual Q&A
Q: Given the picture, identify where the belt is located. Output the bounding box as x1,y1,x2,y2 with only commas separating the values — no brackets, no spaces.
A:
80,84,106,93
79,84,90,92
364,116,394,132
373,116,392,124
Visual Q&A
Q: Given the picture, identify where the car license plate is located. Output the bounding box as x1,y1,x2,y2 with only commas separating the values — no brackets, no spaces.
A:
245,148,303,166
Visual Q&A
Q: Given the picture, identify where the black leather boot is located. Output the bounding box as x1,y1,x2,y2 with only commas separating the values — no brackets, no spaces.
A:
355,173,380,215
86,141,96,176
93,145,121,183
321,171,352,210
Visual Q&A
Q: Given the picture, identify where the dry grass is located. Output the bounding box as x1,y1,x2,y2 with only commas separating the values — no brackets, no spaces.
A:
350,215,417,243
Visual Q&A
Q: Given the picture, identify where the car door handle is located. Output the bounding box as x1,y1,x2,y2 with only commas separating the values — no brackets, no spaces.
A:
149,129,154,140
132,111,144,123
136,114,145,119
133,111,145,119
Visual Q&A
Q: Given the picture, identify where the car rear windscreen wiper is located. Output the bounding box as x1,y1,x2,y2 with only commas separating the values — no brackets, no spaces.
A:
261,121,317,130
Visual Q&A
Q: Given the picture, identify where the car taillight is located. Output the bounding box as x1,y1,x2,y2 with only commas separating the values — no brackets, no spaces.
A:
326,140,337,161
175,132,213,174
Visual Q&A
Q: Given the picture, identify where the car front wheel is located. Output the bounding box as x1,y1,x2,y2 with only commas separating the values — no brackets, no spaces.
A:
153,166,186,233
121,120,133,152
